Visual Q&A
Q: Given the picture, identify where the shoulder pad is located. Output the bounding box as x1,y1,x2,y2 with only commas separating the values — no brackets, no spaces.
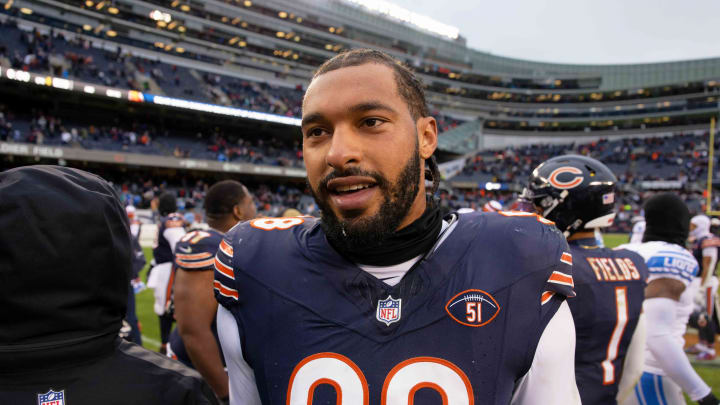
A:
463,210,569,272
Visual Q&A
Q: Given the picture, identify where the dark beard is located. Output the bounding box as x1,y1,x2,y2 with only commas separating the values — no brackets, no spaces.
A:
308,145,421,254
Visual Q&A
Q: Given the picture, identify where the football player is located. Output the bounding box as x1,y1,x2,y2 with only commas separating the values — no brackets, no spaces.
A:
148,192,186,354
168,180,256,402
525,155,649,405
687,214,720,360
618,194,718,405
214,49,581,404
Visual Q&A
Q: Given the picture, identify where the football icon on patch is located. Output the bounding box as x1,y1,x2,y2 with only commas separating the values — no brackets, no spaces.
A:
376,295,401,326
445,289,501,327
37,389,65,405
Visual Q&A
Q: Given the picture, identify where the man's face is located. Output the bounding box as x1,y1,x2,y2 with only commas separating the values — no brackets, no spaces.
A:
237,190,257,221
301,63,437,248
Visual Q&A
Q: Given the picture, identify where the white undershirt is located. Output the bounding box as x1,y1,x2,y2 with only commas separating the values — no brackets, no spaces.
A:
358,220,451,287
217,218,579,404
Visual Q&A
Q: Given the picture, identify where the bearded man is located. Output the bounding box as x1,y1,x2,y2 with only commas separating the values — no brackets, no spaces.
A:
214,49,581,405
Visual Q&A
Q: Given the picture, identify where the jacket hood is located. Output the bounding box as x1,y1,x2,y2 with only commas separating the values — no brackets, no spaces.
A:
0,165,131,350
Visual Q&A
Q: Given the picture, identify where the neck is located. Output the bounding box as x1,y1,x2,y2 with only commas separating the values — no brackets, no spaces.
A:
568,231,595,241
396,184,428,231
208,217,237,234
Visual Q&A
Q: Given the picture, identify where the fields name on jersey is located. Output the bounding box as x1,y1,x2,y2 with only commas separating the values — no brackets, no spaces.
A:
586,257,642,282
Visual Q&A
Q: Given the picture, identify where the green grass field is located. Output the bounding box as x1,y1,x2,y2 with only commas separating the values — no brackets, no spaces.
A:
135,233,719,396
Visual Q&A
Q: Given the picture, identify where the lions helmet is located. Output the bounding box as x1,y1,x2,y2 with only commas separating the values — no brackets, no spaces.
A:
525,155,617,236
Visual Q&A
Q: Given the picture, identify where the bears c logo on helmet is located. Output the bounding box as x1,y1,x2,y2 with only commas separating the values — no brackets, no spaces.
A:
548,166,584,189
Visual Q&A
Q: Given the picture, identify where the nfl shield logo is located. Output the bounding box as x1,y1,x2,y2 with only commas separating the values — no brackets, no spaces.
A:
376,295,402,326
37,389,65,405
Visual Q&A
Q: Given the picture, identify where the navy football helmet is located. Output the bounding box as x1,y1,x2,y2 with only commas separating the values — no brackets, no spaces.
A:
524,155,618,236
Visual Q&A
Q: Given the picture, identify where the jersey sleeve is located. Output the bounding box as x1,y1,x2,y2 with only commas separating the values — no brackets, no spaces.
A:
214,232,239,308
620,243,698,286
540,234,576,306
645,249,698,286
174,241,216,272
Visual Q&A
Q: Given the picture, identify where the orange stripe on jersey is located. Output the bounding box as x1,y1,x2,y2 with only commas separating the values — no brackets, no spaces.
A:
214,256,235,280
541,291,555,305
213,280,238,300
176,258,215,269
548,271,574,287
219,240,233,257
175,252,212,261
560,252,573,265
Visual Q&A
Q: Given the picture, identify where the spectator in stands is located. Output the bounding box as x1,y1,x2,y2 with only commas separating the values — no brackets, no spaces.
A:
0,165,218,404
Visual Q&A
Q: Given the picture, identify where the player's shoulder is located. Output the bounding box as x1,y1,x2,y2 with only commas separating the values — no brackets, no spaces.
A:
459,210,568,269
175,229,223,255
225,216,317,250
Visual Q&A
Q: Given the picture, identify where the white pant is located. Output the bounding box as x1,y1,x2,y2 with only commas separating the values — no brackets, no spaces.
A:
620,372,685,405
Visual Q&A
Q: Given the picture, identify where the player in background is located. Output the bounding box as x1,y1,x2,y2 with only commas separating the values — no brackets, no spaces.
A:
148,192,186,354
122,204,146,345
126,205,142,240
525,155,649,404
686,214,720,360
168,180,256,403
618,194,718,405
214,49,580,404
630,215,646,244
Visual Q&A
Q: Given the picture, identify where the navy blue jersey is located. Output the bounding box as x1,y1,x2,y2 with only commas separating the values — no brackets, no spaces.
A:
214,212,576,404
153,213,185,264
692,234,720,272
567,238,649,405
169,229,225,368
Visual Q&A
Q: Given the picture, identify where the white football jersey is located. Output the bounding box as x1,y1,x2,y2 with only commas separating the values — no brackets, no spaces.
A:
617,241,699,375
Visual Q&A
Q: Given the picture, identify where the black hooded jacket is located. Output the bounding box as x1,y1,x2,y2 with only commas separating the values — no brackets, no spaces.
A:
0,166,218,404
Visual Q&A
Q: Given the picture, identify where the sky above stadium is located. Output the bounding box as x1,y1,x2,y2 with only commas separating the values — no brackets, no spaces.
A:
388,0,720,65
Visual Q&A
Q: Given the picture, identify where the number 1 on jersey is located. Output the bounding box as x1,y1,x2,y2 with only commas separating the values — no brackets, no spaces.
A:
601,286,628,385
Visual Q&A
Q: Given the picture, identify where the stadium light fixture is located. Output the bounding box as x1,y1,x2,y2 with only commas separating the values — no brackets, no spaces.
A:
150,10,172,23
108,6,118,14
243,0,252,6
343,0,459,39
278,11,287,18
276,31,285,38
328,27,335,33
293,36,300,42
238,41,247,47
95,1,105,10
83,85,96,94
19,7,32,14
106,30,117,37
296,17,302,23
176,47,185,53
82,24,92,31
85,0,93,7
157,21,167,28
170,0,179,7
180,4,190,11
4,0,13,10
178,26,186,33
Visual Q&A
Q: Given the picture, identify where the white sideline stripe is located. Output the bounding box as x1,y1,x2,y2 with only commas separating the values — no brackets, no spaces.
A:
141,335,162,349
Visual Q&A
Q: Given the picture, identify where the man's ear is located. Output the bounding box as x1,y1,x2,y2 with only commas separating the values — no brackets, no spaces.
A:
417,116,438,160
232,204,243,221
